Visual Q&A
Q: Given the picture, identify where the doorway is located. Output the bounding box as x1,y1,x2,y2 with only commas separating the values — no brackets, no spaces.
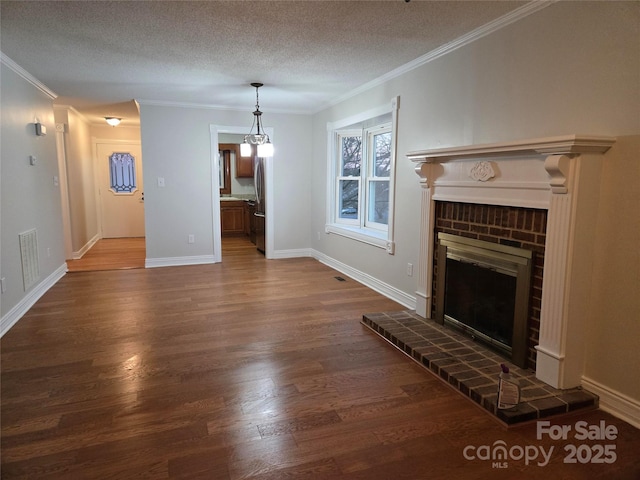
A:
96,142,145,238
211,125,273,263
66,141,146,272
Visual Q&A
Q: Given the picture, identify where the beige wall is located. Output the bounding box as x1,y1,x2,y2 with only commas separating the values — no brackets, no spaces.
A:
586,135,640,401
54,107,98,255
139,103,312,263
310,1,640,414
51,112,142,257
2,0,637,424
1,61,65,326
91,124,141,142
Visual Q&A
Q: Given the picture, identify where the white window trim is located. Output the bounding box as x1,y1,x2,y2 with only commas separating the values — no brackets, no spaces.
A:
325,96,399,254
334,129,362,227
363,124,392,232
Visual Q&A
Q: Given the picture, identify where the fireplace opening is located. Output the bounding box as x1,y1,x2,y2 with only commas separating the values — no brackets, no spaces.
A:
435,233,533,368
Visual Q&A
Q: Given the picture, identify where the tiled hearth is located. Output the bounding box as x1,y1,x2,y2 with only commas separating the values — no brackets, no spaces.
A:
362,311,598,425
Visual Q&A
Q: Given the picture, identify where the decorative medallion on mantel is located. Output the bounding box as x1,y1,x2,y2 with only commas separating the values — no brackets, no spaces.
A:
468,161,495,182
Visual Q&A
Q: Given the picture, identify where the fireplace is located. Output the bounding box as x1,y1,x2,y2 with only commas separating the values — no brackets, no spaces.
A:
432,201,547,369
408,135,615,389
434,233,533,368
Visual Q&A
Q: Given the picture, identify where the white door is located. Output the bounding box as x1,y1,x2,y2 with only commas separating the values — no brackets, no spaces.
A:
96,143,145,238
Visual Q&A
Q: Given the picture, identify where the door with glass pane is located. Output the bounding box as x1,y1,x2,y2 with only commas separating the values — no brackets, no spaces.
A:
97,143,145,238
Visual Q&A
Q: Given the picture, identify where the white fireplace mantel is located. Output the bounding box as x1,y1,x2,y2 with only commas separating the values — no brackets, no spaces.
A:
407,134,615,161
409,134,615,390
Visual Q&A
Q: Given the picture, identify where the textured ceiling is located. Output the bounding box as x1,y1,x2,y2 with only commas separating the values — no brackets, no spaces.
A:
1,0,527,125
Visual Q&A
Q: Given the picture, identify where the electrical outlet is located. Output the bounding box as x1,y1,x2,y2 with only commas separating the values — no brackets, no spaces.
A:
157,177,165,187
1,277,6,294
188,234,195,244
407,263,414,277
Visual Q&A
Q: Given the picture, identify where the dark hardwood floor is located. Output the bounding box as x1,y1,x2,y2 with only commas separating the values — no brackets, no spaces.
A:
2,237,639,479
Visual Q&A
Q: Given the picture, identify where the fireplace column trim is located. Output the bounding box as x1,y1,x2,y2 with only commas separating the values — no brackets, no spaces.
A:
409,135,615,389
414,162,437,318
536,154,580,387
537,152,609,389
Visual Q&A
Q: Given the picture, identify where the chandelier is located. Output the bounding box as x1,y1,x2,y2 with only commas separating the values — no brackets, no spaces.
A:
240,83,273,157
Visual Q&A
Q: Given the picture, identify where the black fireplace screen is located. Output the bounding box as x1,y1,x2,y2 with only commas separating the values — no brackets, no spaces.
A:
444,257,517,348
435,233,533,368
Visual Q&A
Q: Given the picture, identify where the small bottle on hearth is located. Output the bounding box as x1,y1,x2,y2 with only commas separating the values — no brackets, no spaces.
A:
497,363,520,410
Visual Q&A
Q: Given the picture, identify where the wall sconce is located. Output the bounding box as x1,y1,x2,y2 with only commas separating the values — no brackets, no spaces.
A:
105,117,122,127
34,122,46,136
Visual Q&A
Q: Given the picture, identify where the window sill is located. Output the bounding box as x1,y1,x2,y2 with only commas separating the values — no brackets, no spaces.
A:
325,224,395,254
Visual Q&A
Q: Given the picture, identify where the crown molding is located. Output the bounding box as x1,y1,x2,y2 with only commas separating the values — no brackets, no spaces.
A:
53,104,92,124
1,52,57,100
320,1,556,113
136,98,239,111
135,98,307,116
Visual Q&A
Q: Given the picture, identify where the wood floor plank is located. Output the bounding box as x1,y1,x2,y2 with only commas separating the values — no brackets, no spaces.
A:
66,237,146,272
2,236,639,479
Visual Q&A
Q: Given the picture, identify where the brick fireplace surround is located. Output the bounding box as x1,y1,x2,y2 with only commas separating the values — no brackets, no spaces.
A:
432,201,547,370
363,135,617,423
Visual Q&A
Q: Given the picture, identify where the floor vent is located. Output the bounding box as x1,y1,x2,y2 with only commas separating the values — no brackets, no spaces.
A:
19,229,40,291
334,276,346,282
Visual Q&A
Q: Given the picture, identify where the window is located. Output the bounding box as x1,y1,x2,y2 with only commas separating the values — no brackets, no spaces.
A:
326,97,399,253
109,152,137,194
336,130,362,224
365,125,392,229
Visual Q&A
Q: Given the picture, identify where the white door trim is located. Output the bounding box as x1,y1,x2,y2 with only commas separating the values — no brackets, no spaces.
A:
55,124,73,259
92,138,144,239
209,125,274,261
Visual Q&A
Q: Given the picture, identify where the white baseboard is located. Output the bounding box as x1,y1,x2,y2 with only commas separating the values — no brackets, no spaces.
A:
71,233,100,260
274,247,416,310
271,248,315,259
0,264,67,337
145,255,217,268
582,376,640,429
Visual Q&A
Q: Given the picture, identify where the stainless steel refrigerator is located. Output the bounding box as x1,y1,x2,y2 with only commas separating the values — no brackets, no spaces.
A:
254,156,266,254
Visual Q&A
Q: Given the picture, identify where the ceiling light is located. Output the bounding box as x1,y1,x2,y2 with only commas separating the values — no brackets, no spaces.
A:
105,117,122,127
240,83,273,157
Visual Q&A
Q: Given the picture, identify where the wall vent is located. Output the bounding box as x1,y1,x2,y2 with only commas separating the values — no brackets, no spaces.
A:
19,229,39,291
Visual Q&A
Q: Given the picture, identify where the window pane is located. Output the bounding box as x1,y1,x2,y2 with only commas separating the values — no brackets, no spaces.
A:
339,179,359,219
109,152,137,193
341,136,361,176
373,132,391,177
368,180,389,225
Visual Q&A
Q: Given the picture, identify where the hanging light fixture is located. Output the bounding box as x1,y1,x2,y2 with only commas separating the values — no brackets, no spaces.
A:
105,117,122,127
240,83,273,157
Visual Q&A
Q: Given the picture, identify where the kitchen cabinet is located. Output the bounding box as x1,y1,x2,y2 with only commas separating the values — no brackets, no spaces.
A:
245,201,256,244
244,202,251,236
236,145,255,178
220,200,245,236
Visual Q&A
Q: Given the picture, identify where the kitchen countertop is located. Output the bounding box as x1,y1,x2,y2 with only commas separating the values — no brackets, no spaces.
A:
220,196,255,202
